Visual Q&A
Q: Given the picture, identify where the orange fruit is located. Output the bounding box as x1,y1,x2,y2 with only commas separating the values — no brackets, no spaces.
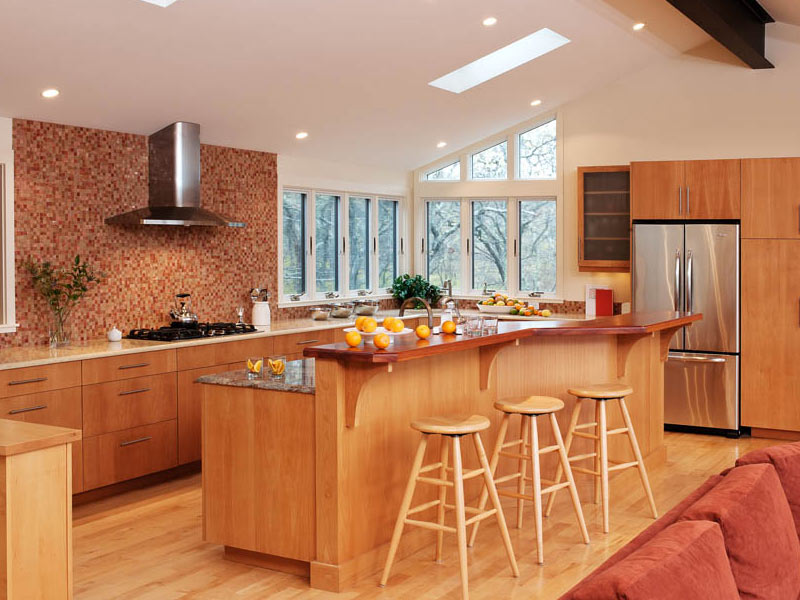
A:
382,316,396,330
354,316,367,331
362,317,377,333
415,324,431,339
390,319,405,333
373,333,391,349
441,320,456,334
344,330,362,347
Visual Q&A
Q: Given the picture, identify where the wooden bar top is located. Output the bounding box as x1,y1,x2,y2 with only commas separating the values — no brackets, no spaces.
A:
303,311,701,364
0,419,81,456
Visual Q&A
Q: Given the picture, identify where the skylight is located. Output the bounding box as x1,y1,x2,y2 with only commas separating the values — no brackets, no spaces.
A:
139,0,180,6
429,28,570,94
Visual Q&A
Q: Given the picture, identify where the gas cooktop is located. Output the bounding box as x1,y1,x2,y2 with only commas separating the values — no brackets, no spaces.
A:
127,322,258,342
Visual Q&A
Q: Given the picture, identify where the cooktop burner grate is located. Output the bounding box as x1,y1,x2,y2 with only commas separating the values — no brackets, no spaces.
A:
127,322,257,342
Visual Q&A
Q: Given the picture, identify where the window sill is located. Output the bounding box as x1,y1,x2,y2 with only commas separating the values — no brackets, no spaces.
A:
278,294,395,309
0,323,18,334
454,295,564,304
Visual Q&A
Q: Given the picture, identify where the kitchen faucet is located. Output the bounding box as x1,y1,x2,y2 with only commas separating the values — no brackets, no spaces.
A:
398,297,434,329
438,280,461,322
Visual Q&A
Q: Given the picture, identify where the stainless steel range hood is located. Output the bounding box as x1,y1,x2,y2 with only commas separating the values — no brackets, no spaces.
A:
105,122,246,228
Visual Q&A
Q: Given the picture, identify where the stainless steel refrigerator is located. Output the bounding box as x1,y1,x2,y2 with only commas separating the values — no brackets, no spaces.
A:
632,223,739,434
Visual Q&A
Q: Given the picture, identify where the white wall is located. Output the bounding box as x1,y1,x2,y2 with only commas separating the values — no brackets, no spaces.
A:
413,22,800,303
0,118,11,152
278,154,409,198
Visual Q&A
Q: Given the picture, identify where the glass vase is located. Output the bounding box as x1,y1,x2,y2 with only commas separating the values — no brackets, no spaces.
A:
49,312,70,348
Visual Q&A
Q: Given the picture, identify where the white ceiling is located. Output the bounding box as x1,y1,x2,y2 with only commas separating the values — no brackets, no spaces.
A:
761,0,800,26
0,0,738,170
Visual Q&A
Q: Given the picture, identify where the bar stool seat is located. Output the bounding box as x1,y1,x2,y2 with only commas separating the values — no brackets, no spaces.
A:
494,396,564,414
567,383,633,399
411,414,490,435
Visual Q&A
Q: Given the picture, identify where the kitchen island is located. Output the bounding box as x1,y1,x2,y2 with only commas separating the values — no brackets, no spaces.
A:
199,311,699,592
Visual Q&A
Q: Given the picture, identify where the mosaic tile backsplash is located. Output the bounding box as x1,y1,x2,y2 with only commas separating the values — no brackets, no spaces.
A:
7,119,280,347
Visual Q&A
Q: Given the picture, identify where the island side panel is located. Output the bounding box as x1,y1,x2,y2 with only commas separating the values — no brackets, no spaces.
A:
202,386,315,562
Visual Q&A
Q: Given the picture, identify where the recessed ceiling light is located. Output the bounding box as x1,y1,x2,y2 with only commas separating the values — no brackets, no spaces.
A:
429,28,570,94
41,88,60,98
482,17,497,27
632,22,646,31
530,99,542,107
296,131,309,140
138,0,180,6
437,141,447,148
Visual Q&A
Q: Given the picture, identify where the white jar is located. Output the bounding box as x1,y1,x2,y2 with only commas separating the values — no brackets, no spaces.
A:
252,301,271,329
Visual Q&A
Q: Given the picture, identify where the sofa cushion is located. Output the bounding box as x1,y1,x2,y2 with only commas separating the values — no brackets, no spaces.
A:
737,442,800,538
570,521,738,600
678,463,800,600
559,474,724,599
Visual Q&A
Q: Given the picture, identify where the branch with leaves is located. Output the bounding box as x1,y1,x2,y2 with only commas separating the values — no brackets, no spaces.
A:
24,255,102,324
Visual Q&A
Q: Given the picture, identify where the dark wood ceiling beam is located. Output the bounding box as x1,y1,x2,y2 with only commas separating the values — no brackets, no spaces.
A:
665,0,775,68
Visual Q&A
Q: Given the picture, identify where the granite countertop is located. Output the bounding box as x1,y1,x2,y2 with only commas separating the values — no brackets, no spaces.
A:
197,358,315,395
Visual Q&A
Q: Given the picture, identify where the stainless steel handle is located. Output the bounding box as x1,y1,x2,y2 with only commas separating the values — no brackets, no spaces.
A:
118,362,149,370
120,436,152,447
686,186,690,215
8,377,47,386
8,404,47,415
118,387,151,396
674,249,681,311
668,355,726,364
296,339,319,345
686,249,693,313
679,187,682,215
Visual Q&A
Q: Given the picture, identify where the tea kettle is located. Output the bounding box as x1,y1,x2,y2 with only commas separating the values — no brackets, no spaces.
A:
169,293,198,324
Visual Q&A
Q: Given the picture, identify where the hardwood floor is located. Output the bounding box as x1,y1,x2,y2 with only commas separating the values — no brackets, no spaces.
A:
73,432,780,599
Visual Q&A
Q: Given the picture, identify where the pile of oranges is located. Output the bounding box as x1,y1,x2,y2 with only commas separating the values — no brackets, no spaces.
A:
344,315,434,349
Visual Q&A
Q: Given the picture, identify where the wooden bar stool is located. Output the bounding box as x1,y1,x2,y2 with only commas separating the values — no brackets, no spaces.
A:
468,396,589,565
380,414,519,600
544,383,657,533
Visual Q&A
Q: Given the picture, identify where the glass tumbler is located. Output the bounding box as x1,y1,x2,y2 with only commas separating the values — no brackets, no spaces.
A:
246,356,264,380
482,317,499,336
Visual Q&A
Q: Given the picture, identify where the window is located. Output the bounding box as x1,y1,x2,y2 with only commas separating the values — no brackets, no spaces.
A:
519,198,556,292
280,188,403,301
282,191,306,296
348,196,370,291
472,200,507,291
378,199,398,288
426,161,460,181
315,194,340,295
471,141,507,180
519,119,556,179
426,200,461,288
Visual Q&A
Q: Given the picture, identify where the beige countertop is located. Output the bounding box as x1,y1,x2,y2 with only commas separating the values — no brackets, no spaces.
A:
0,308,585,371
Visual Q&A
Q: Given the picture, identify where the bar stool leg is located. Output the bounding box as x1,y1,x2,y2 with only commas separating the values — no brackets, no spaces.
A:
545,397,582,517
434,437,450,563
598,401,610,534
380,435,429,587
471,433,520,578
516,415,529,529
529,415,544,564
618,397,658,519
468,414,509,547
550,412,589,544
594,401,601,505
451,435,470,600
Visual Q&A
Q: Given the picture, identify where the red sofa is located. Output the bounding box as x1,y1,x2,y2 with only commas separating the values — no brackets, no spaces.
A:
561,442,800,600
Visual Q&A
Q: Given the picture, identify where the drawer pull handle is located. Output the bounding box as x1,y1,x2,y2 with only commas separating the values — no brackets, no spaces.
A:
118,387,151,396
120,436,152,447
8,404,47,415
118,362,150,370
296,339,319,345
8,377,47,386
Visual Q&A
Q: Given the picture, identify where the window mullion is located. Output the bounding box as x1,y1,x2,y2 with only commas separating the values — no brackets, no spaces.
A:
307,193,316,300
462,199,471,295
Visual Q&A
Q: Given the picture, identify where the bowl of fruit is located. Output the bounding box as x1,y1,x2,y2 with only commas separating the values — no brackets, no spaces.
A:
343,316,415,339
477,294,523,314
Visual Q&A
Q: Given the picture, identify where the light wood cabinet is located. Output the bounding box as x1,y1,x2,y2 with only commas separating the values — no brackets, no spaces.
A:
273,329,335,356
0,362,81,398
82,349,176,385
741,239,800,431
176,337,274,371
578,166,630,272
742,158,800,239
631,159,740,220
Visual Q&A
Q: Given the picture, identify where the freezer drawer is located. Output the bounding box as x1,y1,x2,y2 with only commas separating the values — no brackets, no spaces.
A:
665,352,739,431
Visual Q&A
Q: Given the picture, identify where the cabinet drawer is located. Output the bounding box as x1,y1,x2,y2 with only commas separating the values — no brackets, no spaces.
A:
0,362,81,398
176,337,274,371
83,420,178,490
82,350,176,384
0,387,82,429
273,329,335,355
83,372,177,436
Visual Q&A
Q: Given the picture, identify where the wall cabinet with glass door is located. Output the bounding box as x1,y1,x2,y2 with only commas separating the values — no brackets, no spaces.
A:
577,166,630,272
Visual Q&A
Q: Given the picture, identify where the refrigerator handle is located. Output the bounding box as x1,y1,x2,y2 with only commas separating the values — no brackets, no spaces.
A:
686,249,694,313
674,249,681,311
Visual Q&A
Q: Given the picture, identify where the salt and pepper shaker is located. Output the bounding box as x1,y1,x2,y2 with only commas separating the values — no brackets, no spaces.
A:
236,306,245,324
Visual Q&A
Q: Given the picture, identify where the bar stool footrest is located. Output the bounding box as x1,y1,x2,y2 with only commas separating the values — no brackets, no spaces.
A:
407,499,441,516
608,460,638,472
404,518,456,534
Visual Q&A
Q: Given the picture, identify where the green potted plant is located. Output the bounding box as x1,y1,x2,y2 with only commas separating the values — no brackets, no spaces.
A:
390,274,441,309
24,255,102,347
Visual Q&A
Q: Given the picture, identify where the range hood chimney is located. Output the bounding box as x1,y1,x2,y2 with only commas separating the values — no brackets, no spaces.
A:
105,122,246,227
